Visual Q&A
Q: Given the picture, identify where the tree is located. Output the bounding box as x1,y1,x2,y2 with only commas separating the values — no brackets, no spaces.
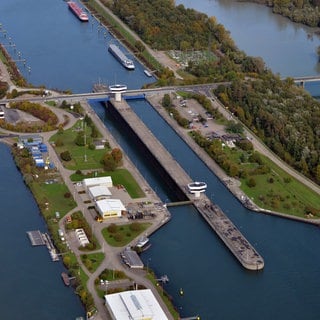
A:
135,40,145,53
247,177,256,188
58,125,64,135
90,126,98,138
75,131,85,146
107,223,118,233
102,153,117,171
60,150,72,161
162,94,171,108
226,121,243,134
111,148,123,164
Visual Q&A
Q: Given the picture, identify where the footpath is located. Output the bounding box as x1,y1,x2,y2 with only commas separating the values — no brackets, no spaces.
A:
40,100,174,320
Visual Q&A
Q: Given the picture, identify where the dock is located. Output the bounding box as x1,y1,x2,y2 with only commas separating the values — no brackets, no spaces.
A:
27,231,59,262
107,99,264,270
43,233,59,262
27,230,45,246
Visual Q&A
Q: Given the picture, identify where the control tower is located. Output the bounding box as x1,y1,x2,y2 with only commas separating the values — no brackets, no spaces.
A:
109,84,127,102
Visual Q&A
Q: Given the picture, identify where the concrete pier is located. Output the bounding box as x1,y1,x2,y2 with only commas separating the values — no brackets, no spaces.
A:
106,99,264,270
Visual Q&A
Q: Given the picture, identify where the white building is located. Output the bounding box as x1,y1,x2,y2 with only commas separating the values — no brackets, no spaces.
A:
96,198,126,219
83,176,113,191
104,289,169,320
75,228,90,246
88,185,112,201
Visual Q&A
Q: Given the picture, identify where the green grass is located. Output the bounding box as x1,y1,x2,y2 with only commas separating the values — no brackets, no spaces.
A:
240,155,320,217
30,181,76,218
50,120,108,170
102,222,151,247
70,169,145,199
81,252,105,273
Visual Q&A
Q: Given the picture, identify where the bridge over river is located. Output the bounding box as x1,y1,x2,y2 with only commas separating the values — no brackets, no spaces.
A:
283,75,320,87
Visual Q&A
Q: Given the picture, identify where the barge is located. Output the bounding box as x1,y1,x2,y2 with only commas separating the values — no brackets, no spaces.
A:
108,44,135,70
67,1,89,22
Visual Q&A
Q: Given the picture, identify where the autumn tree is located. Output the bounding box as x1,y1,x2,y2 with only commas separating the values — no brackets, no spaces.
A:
111,148,123,164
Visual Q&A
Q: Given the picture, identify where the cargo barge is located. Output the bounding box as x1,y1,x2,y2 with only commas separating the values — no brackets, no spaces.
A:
67,1,89,22
108,44,135,70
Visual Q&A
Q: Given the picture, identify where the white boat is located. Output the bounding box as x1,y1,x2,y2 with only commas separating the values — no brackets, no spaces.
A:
187,181,207,194
144,69,152,77
136,236,150,249
108,44,135,70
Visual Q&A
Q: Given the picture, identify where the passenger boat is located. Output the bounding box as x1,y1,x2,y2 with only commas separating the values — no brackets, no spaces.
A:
67,1,89,22
187,181,207,194
108,44,135,70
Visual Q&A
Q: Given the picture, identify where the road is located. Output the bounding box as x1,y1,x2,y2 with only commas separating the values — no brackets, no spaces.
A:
38,101,174,320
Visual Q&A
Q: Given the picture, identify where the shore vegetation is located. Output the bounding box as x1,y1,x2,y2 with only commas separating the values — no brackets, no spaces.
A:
162,92,320,217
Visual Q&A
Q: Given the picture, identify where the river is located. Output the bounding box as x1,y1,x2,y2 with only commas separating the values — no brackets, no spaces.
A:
90,98,320,320
0,143,85,319
1,0,320,319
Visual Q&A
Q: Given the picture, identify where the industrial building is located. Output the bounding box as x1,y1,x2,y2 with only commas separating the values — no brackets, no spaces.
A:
88,185,112,201
104,289,169,320
83,176,113,190
96,198,126,218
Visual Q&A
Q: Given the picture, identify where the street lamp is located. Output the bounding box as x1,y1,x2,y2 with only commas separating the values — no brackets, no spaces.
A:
84,120,87,162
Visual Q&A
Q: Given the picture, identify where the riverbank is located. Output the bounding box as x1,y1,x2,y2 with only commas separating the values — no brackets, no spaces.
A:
146,93,320,226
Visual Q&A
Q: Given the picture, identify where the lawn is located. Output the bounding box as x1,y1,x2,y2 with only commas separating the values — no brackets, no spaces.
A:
50,120,108,170
240,155,320,217
30,181,77,218
70,169,145,199
102,222,151,247
81,252,105,273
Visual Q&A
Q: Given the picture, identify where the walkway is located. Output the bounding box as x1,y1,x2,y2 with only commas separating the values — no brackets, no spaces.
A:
39,100,174,319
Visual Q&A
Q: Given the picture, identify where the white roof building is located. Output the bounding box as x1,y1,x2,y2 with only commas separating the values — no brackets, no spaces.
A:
96,198,126,218
83,176,113,190
75,228,90,247
88,185,112,201
104,289,169,320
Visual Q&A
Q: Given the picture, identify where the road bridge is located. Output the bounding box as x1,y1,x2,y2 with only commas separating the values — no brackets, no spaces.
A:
283,75,320,87
0,82,228,105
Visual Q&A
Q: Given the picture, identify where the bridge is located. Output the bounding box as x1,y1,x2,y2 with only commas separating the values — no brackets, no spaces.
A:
283,75,320,87
0,82,228,105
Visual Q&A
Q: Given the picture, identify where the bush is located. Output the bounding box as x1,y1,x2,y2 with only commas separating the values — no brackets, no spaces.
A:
114,233,124,242
129,222,141,232
247,177,256,188
60,150,72,161
107,223,118,233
